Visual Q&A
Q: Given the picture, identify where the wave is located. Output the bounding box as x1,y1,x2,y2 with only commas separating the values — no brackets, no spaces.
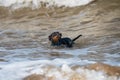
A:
0,0,94,9
0,60,120,80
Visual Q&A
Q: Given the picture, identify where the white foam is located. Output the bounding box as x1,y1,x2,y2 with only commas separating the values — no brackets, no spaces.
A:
0,0,94,9
53,48,89,56
61,64,73,73
53,58,96,66
0,60,50,80
0,60,119,80
0,58,95,80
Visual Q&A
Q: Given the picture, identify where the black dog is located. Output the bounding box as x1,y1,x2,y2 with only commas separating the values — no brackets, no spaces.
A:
48,32,82,48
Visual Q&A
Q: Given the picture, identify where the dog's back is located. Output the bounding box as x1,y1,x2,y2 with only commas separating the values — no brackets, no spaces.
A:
60,37,73,47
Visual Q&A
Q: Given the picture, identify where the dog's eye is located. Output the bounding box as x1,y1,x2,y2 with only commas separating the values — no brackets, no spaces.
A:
52,34,56,37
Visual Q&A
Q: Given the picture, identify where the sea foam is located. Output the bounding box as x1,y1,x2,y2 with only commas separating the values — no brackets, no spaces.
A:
0,0,94,9
0,60,119,80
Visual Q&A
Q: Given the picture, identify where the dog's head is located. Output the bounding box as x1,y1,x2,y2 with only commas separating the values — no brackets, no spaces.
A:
49,32,62,42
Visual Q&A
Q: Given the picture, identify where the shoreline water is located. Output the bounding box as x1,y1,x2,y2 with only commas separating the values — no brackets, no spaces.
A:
0,0,120,80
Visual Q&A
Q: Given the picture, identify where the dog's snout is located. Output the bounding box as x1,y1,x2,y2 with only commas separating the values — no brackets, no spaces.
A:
52,36,59,42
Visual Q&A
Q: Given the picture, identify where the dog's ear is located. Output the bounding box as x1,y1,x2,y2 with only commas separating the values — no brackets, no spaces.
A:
48,34,52,41
55,32,62,37
59,32,62,37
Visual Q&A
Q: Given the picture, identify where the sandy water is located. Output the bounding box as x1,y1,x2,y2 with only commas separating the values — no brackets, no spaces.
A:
0,0,120,80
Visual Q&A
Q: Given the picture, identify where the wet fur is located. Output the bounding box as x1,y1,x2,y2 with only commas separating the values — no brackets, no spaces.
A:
48,32,82,48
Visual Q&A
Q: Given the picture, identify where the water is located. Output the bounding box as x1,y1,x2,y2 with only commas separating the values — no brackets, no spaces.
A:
0,0,94,9
0,0,120,80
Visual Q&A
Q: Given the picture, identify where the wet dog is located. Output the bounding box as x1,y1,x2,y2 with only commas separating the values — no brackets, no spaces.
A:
48,32,82,48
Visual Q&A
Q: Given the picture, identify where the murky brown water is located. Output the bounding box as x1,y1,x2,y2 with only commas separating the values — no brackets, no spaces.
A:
0,0,120,80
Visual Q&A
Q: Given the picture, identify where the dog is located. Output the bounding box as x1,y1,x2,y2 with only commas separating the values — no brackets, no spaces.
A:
48,32,82,48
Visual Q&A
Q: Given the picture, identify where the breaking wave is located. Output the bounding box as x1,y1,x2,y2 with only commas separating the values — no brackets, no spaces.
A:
0,60,120,80
0,0,94,9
